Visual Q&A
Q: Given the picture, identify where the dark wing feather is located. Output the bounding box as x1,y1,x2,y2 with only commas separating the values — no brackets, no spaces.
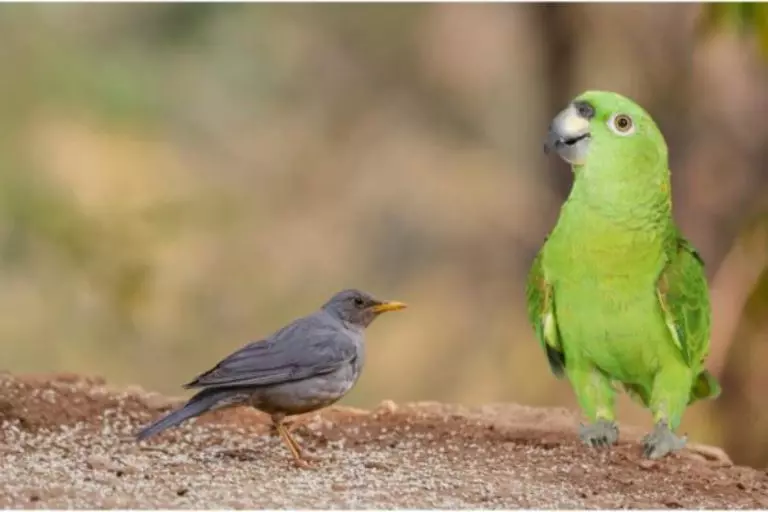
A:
184,313,358,389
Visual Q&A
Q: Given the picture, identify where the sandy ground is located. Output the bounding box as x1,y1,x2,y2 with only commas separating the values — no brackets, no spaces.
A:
0,373,766,509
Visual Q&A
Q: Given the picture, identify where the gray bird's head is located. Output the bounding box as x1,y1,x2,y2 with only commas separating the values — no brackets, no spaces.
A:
322,289,407,328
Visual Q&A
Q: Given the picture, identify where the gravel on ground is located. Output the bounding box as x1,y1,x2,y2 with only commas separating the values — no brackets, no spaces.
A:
0,373,765,509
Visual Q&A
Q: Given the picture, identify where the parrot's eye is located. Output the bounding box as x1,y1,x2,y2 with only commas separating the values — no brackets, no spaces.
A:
608,113,635,136
615,115,632,131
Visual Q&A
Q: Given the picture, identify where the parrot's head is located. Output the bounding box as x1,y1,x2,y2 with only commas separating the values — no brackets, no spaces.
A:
543,91,667,171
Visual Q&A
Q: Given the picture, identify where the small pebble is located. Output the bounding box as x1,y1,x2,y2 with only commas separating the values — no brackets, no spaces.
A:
375,400,397,415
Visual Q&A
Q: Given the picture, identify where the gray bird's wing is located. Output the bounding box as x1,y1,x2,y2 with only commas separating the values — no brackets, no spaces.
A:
183,312,359,390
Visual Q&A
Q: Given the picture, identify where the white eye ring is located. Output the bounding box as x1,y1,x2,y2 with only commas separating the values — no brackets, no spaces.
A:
607,113,635,136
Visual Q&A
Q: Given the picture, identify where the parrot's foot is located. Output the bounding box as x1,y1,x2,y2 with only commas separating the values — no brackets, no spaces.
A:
578,419,619,448
642,421,686,459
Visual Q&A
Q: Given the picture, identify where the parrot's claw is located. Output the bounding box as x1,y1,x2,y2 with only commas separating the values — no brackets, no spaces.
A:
641,421,686,459
578,419,619,448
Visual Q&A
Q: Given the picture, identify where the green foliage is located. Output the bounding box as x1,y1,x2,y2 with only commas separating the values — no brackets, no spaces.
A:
699,3,768,57
741,214,768,323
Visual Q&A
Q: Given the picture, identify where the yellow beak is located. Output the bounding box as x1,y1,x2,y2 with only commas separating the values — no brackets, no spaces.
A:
370,300,408,314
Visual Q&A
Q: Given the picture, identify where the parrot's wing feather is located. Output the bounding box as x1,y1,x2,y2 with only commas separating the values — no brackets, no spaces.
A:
183,314,357,389
526,246,566,378
656,235,711,368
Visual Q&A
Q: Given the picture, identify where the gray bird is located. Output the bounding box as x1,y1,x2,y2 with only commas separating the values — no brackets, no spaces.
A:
136,289,406,467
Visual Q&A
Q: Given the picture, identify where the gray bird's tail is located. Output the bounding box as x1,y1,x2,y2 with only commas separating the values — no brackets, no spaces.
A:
136,388,235,441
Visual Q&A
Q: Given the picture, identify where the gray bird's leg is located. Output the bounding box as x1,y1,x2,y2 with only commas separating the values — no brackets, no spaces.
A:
267,415,306,436
283,415,308,433
271,414,318,468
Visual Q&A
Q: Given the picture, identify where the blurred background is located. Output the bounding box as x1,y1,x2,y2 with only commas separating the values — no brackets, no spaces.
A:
0,3,766,466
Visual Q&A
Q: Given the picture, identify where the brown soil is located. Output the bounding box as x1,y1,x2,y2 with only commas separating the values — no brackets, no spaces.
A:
0,372,765,509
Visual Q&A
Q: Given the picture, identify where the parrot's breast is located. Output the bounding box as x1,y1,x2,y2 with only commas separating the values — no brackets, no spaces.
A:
542,219,675,386
555,278,671,385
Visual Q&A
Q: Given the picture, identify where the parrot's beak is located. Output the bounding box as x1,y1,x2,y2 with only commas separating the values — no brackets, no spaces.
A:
543,104,591,165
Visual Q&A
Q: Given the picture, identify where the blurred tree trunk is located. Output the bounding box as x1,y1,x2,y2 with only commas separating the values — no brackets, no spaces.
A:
539,4,577,201
695,4,768,466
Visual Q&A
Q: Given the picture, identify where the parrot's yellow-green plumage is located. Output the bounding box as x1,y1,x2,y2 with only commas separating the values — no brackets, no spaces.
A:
528,90,721,459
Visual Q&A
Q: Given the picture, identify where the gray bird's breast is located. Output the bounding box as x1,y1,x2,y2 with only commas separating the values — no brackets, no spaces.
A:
252,358,364,416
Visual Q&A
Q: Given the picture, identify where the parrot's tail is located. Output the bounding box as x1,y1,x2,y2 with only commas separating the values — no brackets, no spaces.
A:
136,388,241,441
689,369,721,404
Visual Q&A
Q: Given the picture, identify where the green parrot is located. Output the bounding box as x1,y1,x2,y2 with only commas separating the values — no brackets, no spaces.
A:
527,90,721,459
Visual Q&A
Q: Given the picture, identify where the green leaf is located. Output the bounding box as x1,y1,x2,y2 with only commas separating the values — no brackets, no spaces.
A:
698,3,768,58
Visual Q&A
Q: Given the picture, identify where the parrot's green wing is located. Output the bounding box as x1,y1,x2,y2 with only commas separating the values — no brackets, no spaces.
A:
656,235,721,402
526,245,565,378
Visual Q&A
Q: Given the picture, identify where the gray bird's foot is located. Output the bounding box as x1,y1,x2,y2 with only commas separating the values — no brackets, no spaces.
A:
289,450,325,470
642,421,686,459
292,458,315,470
299,450,322,462
579,419,619,448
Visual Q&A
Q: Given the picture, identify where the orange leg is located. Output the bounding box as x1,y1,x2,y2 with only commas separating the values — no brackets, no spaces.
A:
272,415,318,468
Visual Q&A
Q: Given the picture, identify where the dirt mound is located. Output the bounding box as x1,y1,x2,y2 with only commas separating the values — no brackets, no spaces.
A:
0,372,766,508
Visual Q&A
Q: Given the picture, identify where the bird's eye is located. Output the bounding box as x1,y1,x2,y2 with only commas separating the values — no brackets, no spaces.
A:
608,113,635,136
614,114,632,132
615,115,631,131
353,297,365,307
